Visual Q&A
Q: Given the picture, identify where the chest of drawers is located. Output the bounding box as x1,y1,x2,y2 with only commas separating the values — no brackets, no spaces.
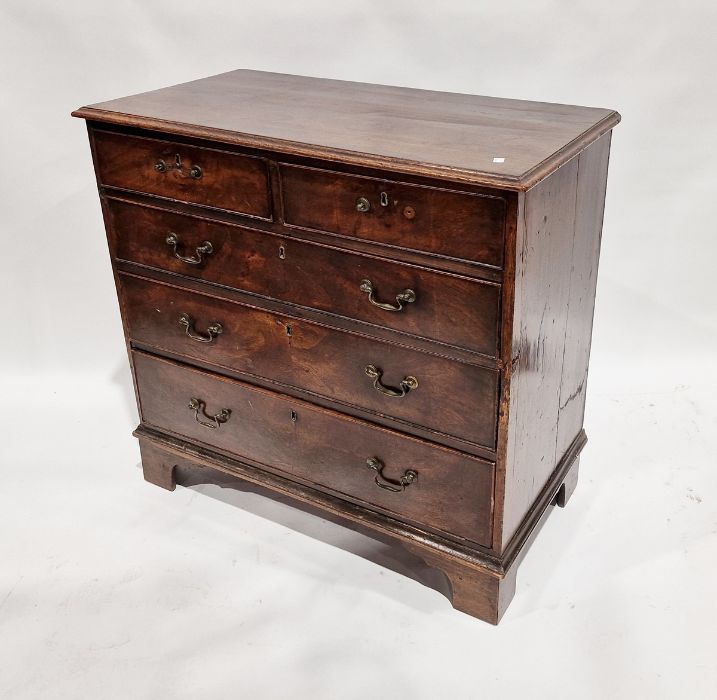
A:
73,70,619,624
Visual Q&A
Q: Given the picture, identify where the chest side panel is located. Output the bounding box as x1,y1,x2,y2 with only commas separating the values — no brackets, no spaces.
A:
500,133,612,549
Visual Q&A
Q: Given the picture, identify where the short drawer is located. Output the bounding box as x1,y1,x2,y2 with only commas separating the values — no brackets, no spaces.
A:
92,130,271,219
280,164,506,267
133,351,495,546
108,200,500,357
121,274,499,449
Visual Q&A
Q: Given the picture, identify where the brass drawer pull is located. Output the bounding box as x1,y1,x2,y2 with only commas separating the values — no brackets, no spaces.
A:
359,279,416,312
356,196,371,213
178,313,223,343
365,364,418,397
188,398,231,429
165,233,213,265
366,457,417,493
154,153,203,179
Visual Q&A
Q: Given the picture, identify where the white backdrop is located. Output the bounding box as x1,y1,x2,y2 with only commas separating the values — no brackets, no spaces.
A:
1,1,715,698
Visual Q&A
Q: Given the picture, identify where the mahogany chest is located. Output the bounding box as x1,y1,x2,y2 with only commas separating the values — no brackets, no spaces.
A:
73,70,619,623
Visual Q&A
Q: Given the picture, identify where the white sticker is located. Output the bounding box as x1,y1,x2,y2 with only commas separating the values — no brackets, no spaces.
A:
493,157,505,163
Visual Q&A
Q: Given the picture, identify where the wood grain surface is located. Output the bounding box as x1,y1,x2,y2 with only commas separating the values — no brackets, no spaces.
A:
93,129,271,218
133,351,495,546
73,69,620,189
280,163,505,266
107,199,502,356
74,71,618,622
121,273,499,449
500,134,611,548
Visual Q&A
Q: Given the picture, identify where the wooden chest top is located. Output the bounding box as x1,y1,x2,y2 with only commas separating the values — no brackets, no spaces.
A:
73,69,619,189
73,69,618,623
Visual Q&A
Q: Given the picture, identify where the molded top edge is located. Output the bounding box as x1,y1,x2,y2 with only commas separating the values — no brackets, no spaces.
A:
73,69,620,190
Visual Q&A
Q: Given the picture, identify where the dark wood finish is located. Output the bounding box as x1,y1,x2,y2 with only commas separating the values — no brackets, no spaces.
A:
93,130,271,219
107,198,501,357
555,458,580,508
74,71,618,624
280,163,505,266
115,258,497,370
139,438,177,491
120,273,499,449
133,351,495,546
500,134,611,548
96,131,511,282
405,544,516,624
555,137,612,459
73,69,620,189
135,422,582,623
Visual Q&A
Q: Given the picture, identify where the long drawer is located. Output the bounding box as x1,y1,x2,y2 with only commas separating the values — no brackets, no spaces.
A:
108,199,501,356
280,163,506,267
93,130,272,219
121,274,499,449
133,351,495,546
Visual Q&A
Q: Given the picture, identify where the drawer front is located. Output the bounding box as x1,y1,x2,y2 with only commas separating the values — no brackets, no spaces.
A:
109,200,500,356
92,130,271,219
121,274,499,449
133,352,495,545
280,164,505,267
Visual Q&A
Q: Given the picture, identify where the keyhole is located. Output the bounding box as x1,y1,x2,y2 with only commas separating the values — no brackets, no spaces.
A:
279,244,286,260
174,153,182,168
380,191,389,207
285,324,292,337
290,410,298,423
